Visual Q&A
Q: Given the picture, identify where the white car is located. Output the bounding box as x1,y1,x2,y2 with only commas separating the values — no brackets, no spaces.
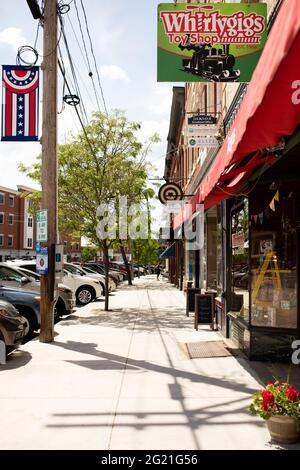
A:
5,260,103,306
65,263,116,292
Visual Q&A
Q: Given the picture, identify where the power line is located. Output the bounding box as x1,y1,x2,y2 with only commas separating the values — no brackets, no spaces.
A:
79,0,108,115
73,0,103,114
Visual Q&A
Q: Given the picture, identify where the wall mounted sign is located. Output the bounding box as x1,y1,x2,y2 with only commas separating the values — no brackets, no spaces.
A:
188,115,217,125
188,136,218,148
1,65,39,141
158,3,267,83
186,126,217,137
158,182,183,204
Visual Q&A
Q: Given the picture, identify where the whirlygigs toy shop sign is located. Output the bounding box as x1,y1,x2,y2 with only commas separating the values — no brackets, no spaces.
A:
157,3,267,83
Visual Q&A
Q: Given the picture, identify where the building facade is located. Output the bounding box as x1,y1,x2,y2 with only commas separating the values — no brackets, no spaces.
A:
0,185,36,261
164,0,300,360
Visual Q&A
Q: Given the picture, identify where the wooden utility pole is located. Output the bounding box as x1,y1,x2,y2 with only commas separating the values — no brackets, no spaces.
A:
40,0,58,342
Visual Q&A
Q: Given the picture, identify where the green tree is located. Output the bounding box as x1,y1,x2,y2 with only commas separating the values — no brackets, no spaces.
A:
81,246,98,263
19,111,158,310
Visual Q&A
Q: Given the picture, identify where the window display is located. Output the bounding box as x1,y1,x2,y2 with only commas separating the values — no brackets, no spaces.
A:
250,183,297,329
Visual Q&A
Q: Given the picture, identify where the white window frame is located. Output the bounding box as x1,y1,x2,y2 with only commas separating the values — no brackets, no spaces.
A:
0,193,4,205
9,195,14,208
8,213,14,225
8,235,13,247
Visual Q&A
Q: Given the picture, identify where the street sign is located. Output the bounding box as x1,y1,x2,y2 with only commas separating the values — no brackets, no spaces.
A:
36,247,48,274
188,137,219,148
186,126,217,137
36,209,48,242
188,115,217,125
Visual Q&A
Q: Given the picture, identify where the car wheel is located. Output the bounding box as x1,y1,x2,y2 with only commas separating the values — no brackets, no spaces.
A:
76,286,95,305
19,310,36,342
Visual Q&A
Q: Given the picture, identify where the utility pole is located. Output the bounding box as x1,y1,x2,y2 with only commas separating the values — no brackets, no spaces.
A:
39,0,58,342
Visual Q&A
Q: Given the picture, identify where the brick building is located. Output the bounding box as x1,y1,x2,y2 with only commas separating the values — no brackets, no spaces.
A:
0,185,36,261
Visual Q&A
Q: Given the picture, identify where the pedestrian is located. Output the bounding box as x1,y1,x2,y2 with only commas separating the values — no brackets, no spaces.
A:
156,264,161,280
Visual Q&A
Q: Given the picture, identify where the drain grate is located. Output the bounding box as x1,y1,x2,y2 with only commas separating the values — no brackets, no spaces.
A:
185,341,235,359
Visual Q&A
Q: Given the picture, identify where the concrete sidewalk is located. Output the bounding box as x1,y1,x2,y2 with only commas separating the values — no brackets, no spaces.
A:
0,276,294,450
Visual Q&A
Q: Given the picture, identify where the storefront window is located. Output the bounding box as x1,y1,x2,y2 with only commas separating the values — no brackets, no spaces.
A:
206,207,217,290
216,204,224,295
250,183,297,329
231,199,249,322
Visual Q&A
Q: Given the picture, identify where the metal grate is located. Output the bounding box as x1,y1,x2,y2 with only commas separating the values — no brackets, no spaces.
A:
185,341,235,359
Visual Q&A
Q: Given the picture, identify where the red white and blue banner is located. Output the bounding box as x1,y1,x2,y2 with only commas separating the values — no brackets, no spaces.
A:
1,65,39,142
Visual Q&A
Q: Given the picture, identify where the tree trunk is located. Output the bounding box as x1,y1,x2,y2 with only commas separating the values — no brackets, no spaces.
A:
119,239,132,285
102,241,110,311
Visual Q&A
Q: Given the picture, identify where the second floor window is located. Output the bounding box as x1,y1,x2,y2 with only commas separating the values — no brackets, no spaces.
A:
8,235,13,247
0,193,4,205
0,235,3,246
8,214,14,225
0,213,4,224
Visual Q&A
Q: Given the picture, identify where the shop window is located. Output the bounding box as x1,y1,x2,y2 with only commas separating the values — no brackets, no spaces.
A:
206,207,217,291
216,204,224,295
231,199,249,322
249,183,297,329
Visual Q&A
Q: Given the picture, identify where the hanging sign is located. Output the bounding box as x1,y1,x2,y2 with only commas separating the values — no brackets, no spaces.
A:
36,209,48,242
36,247,48,275
157,3,267,83
158,182,183,204
188,115,217,125
1,65,39,141
188,136,218,148
186,126,217,137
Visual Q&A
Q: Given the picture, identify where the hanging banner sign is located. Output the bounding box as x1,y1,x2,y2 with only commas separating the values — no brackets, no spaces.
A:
188,136,218,148
157,3,267,83
1,65,39,142
186,126,217,137
188,115,217,125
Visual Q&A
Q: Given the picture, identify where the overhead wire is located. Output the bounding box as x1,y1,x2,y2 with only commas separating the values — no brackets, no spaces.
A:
79,0,108,115
73,0,103,114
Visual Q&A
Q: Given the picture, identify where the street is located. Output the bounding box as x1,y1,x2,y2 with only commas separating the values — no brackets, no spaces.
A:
0,276,290,450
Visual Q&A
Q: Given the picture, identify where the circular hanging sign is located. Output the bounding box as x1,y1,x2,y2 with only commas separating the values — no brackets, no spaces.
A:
158,182,183,204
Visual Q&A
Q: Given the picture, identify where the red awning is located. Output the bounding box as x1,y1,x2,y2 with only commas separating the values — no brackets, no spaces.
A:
175,0,300,227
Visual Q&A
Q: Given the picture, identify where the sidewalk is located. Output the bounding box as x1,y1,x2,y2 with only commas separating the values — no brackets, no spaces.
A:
0,276,297,450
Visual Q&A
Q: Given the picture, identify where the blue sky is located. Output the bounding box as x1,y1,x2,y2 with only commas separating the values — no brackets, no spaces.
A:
0,0,173,198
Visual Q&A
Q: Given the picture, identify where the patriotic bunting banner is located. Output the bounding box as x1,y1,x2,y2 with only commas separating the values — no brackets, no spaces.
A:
1,65,39,142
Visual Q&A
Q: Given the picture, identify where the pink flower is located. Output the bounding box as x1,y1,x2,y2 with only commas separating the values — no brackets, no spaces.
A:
261,390,274,411
286,386,299,402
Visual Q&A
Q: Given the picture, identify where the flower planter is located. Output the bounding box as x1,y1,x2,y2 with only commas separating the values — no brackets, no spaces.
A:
267,415,300,444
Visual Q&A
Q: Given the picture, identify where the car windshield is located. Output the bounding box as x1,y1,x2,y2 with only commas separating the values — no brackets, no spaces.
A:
65,264,85,276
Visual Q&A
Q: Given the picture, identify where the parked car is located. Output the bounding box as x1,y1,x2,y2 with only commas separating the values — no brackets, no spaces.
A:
1,263,75,316
85,263,126,282
6,261,103,306
0,299,27,354
16,267,75,316
0,286,41,342
64,263,116,293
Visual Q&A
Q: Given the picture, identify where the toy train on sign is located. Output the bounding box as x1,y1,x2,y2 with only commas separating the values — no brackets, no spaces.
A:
179,42,240,82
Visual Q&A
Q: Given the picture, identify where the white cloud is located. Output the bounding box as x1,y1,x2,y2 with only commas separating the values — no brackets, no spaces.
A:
148,84,173,115
0,27,26,50
99,65,130,82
